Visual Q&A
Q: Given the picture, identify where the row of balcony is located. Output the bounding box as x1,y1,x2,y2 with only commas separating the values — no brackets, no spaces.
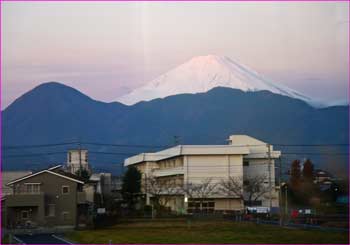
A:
151,166,184,177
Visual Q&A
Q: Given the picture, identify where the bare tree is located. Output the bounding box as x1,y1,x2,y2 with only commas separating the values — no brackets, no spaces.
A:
219,176,244,199
243,174,270,206
145,174,181,210
181,182,199,200
193,178,218,212
219,175,270,206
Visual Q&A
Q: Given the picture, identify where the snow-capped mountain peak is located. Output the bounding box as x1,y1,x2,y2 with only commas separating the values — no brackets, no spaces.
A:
118,55,314,105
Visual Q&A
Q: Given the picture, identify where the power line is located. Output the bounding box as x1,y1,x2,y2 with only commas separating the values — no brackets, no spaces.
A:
3,150,348,159
2,141,166,150
2,141,349,150
281,152,348,156
2,142,78,150
274,143,349,147
82,142,167,149
3,151,67,158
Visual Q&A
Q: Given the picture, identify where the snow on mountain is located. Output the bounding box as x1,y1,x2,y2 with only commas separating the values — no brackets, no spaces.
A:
118,55,316,106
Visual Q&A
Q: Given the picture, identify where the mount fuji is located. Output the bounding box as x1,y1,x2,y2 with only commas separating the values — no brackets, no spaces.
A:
118,55,317,106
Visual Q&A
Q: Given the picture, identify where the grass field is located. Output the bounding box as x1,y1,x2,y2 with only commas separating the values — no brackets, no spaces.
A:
65,219,349,244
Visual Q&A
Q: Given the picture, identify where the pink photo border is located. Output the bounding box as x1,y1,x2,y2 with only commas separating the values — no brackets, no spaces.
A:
0,0,348,244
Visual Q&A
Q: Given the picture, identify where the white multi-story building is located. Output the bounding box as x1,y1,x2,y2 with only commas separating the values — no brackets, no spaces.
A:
66,149,91,174
124,135,281,213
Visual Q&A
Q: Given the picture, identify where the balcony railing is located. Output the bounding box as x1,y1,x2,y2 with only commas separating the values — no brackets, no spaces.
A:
13,191,44,195
5,193,45,207
152,166,184,177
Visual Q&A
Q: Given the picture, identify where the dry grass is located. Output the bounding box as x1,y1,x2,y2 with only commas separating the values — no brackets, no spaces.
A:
66,218,349,244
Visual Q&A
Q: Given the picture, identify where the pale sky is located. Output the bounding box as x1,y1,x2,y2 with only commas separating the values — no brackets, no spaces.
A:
2,2,349,108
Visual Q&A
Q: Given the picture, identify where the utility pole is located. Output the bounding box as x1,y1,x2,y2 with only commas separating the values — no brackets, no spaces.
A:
78,140,82,177
145,173,149,205
278,157,282,226
173,135,180,146
285,185,288,221
267,143,272,209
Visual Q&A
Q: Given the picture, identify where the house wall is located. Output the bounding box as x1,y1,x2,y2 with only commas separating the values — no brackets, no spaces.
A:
7,172,79,228
6,206,40,227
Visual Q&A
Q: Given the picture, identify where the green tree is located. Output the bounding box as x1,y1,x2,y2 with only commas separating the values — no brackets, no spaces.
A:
121,166,142,210
75,169,91,182
290,160,301,190
302,159,314,182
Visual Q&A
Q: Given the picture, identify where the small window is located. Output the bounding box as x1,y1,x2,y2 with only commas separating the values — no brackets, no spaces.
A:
21,210,29,219
25,183,40,193
32,184,40,193
69,152,72,162
244,200,262,206
243,161,249,166
62,186,70,194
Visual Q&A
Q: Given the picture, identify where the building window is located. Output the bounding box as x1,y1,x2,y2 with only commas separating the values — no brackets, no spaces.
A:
244,200,262,206
243,180,250,186
69,152,72,163
187,199,215,214
62,186,70,194
21,210,29,219
47,204,56,217
243,160,249,166
62,211,70,221
24,183,41,194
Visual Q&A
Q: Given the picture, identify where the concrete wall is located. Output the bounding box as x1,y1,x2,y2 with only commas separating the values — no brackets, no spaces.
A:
185,154,243,187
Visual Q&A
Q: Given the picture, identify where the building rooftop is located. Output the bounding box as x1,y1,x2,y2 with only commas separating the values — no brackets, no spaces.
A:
6,165,85,185
124,135,281,166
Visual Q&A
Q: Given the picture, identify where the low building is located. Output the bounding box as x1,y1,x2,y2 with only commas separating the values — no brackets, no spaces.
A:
314,169,333,184
110,176,123,193
3,165,91,230
124,135,281,214
90,172,112,195
89,173,123,213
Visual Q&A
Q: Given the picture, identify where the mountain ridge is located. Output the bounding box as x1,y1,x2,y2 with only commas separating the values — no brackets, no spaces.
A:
2,82,348,174
118,55,316,106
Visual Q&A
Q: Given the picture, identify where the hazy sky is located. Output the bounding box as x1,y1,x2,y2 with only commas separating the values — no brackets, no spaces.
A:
2,2,349,108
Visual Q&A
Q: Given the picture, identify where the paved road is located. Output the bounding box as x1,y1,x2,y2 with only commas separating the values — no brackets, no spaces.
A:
13,234,72,244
